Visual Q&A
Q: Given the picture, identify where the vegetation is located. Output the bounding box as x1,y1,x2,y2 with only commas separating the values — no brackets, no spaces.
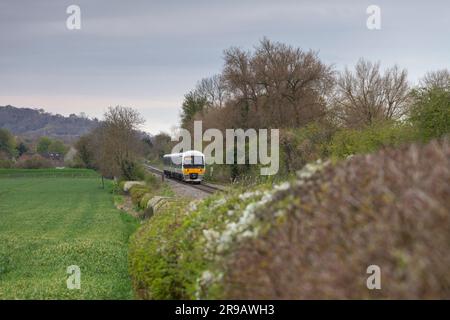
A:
329,121,417,159
73,106,147,180
0,169,138,299
36,137,68,155
224,140,450,299
128,179,287,299
0,128,16,158
14,154,53,169
410,88,450,142
0,168,99,177
0,105,98,142
2,38,450,300
124,174,173,212
166,39,450,182
130,139,450,299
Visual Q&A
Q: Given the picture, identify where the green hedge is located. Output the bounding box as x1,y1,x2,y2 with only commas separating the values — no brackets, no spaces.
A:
129,185,151,206
128,181,285,299
329,121,416,159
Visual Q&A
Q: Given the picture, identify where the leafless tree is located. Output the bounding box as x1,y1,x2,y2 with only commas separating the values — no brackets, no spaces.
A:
334,59,409,127
94,106,145,179
222,38,334,128
420,69,450,91
196,74,229,108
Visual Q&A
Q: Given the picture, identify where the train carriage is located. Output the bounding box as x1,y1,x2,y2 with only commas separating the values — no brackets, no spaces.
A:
163,150,206,183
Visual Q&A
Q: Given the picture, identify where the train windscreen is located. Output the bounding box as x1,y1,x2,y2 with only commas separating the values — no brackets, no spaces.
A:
183,156,204,168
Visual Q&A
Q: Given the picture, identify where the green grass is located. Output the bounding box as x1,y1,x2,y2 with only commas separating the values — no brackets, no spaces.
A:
0,168,99,178
0,170,139,299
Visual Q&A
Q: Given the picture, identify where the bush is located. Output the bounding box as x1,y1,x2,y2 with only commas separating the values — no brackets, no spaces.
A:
224,139,450,299
144,173,159,188
121,161,146,181
410,88,450,141
0,153,14,168
329,121,416,159
129,185,151,206
280,121,336,173
118,181,126,191
128,181,281,299
139,193,152,210
15,154,52,169
130,139,450,299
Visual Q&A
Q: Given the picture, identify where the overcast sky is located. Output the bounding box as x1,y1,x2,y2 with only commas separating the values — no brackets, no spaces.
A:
1,0,449,134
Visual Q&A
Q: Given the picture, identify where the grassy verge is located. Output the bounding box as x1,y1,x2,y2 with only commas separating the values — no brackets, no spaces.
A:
0,169,139,299
0,168,99,178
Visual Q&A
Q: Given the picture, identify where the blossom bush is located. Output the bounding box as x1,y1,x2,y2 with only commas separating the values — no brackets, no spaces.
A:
128,160,328,299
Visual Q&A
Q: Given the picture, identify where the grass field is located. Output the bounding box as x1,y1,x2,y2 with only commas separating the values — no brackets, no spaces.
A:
0,169,139,299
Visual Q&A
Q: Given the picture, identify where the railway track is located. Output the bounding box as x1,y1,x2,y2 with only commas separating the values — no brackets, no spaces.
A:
143,163,224,195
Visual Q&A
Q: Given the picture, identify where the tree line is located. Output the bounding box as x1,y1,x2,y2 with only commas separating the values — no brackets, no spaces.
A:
0,130,70,169
176,38,449,179
74,106,149,180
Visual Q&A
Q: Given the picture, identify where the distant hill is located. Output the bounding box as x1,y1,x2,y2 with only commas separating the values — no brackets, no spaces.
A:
0,105,99,142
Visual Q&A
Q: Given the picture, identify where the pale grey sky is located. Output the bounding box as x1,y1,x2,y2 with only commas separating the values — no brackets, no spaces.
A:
0,0,449,134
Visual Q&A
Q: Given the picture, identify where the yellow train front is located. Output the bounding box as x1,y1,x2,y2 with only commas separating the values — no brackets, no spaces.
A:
163,150,206,183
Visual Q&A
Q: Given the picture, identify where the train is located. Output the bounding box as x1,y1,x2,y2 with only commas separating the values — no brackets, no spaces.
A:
163,150,206,183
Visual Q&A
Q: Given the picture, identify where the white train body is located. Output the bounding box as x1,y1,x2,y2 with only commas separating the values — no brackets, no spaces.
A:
163,150,206,183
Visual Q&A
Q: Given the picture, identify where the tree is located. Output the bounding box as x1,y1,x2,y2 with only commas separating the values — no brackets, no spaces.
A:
95,106,145,179
74,134,96,168
16,141,28,157
334,59,409,128
180,91,208,129
36,137,52,154
49,140,69,155
410,88,450,141
420,69,450,92
196,74,229,108
0,128,16,158
222,38,334,128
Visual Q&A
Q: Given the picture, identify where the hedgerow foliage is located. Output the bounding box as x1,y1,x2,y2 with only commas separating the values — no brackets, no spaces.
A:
128,179,292,299
129,139,449,299
224,139,450,299
329,121,417,159
410,88,450,142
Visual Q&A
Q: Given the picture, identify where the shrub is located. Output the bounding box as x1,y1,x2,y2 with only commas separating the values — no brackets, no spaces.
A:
129,185,151,206
410,88,450,141
15,154,52,169
329,121,416,158
128,180,286,299
0,128,16,158
121,161,146,181
139,193,152,210
130,139,450,299
224,139,450,299
118,181,126,191
144,173,160,188
0,152,14,168
280,121,336,172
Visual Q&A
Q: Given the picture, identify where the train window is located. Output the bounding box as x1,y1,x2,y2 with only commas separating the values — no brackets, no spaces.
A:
184,156,192,165
184,156,204,168
193,156,203,165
